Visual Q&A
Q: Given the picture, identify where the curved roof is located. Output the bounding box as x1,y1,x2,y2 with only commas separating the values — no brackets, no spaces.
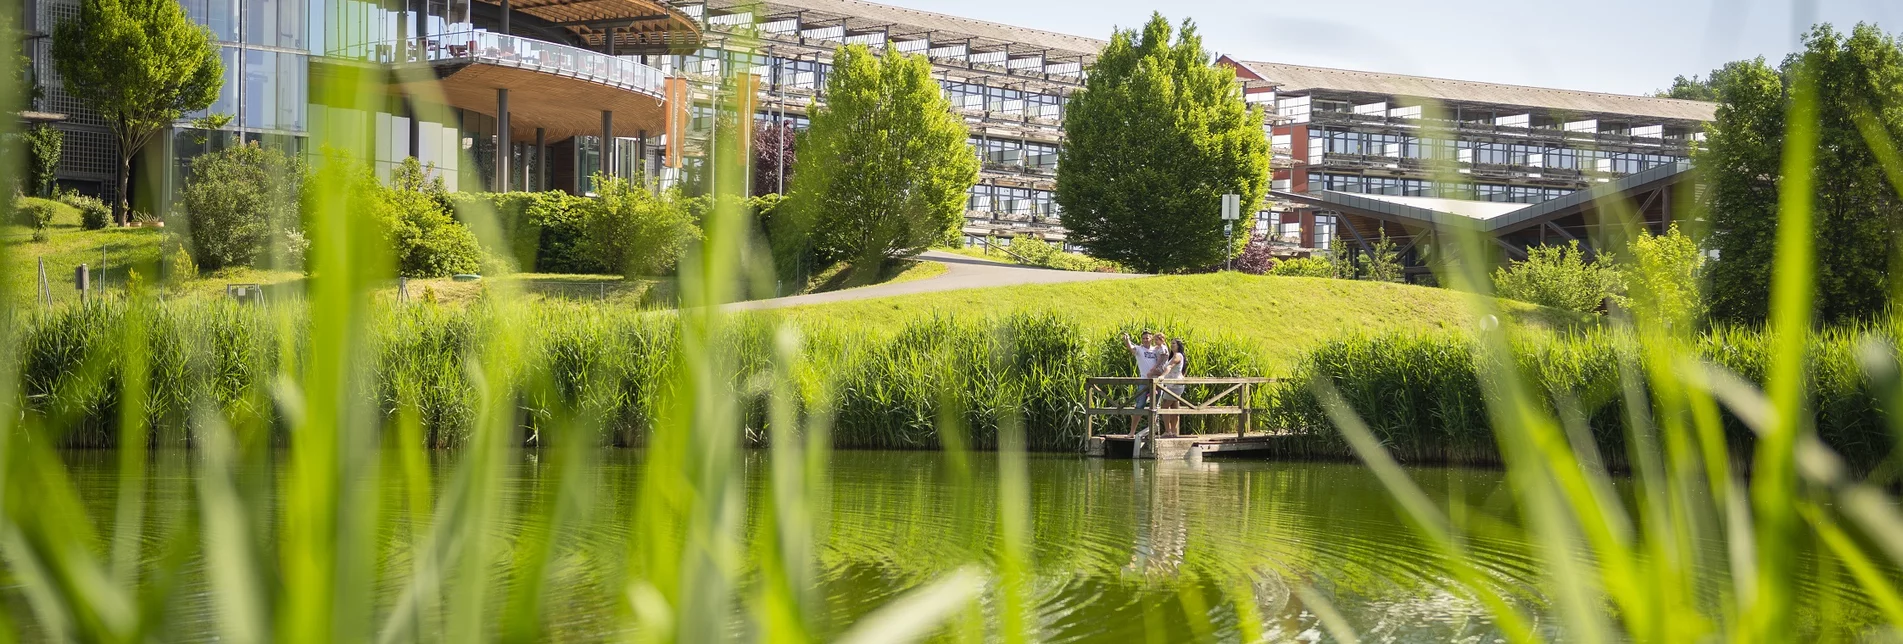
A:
475,0,703,52
1231,60,1717,124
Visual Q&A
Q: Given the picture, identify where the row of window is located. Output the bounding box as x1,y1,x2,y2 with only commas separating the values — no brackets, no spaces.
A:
1310,173,1575,204
684,51,1071,118
1312,128,1679,173
968,184,1058,216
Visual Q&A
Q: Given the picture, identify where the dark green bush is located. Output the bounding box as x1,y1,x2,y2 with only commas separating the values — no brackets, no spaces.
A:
454,190,594,273
178,143,305,270
63,193,110,230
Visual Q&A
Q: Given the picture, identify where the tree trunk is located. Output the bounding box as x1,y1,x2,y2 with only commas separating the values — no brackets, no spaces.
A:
116,151,132,226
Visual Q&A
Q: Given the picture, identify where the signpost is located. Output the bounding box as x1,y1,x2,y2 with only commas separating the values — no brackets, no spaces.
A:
1221,193,1240,272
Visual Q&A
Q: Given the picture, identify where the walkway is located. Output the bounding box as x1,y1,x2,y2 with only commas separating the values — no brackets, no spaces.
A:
728,250,1141,311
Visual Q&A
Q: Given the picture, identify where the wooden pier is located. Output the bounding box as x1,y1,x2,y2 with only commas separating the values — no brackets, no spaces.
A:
1083,376,1279,459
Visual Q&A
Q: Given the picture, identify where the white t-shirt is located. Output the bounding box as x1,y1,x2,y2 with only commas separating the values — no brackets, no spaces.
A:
1135,346,1162,378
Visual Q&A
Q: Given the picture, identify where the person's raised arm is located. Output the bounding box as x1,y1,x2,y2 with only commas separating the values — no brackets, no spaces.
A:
1122,332,1137,352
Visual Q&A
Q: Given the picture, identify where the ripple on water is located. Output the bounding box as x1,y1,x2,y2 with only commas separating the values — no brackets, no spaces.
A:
49,449,1884,642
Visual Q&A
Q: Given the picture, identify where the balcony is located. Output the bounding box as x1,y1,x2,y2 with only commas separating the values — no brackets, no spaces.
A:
369,31,674,143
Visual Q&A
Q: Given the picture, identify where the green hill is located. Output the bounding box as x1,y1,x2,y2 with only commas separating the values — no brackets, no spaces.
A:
772,272,1584,372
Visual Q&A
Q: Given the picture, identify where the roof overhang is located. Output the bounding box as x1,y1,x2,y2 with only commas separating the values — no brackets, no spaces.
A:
1270,160,1694,234
399,62,668,141
475,0,702,52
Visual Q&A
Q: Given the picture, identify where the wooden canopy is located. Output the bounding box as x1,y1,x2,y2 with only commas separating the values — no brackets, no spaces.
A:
409,62,668,142
474,0,703,52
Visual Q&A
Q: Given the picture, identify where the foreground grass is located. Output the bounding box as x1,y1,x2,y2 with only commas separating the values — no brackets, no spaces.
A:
775,272,1585,371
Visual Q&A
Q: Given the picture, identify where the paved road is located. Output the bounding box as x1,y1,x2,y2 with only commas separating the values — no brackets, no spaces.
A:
728,250,1142,311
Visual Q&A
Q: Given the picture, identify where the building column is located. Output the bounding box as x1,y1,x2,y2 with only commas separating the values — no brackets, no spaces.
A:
636,129,648,184
601,110,615,179
497,88,511,192
535,127,546,191
500,0,510,35
407,100,421,161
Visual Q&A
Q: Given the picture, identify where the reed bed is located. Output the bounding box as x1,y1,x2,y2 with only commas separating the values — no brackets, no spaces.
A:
12,300,1273,452
1271,327,1900,473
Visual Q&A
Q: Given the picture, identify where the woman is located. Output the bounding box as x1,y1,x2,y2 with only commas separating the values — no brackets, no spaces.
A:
1159,338,1187,437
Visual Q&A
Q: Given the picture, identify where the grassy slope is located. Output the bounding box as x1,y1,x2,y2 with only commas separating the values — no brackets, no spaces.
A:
774,272,1585,373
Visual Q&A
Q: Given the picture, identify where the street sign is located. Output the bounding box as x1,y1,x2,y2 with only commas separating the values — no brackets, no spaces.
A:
1221,193,1240,221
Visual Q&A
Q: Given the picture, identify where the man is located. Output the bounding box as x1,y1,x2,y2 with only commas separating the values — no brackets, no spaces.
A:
1123,330,1165,436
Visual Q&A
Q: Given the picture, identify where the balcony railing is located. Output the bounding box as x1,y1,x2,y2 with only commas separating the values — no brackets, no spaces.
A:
360,31,667,98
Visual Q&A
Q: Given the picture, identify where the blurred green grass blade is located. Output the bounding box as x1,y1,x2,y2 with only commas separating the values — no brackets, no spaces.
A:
1293,584,1357,644
197,413,269,644
1801,503,1903,625
832,568,984,644
1751,60,1821,644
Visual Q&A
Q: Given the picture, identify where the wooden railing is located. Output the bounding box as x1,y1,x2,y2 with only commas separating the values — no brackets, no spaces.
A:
1083,376,1277,440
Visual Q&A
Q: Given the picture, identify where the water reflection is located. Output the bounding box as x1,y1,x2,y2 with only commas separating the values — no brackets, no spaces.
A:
43,449,1880,642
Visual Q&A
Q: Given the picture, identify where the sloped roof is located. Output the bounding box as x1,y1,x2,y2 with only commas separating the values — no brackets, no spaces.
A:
1231,60,1716,123
711,0,1107,57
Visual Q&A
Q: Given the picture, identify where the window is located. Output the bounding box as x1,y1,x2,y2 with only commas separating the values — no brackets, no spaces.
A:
182,0,239,41
244,0,306,48
1313,214,1335,250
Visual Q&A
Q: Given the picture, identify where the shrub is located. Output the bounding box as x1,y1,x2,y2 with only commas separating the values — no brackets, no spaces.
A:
15,198,61,241
165,244,197,284
24,124,61,197
1270,256,1333,277
581,174,698,277
454,190,593,273
179,142,305,271
378,159,483,278
62,193,109,230
1493,240,1623,313
1001,236,1123,273
1625,224,1708,330
1232,235,1277,274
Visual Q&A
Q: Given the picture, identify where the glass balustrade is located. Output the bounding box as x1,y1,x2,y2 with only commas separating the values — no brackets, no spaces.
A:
367,30,666,97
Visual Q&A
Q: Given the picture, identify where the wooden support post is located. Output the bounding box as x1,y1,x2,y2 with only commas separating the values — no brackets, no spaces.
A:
1238,383,1251,439
1084,384,1094,439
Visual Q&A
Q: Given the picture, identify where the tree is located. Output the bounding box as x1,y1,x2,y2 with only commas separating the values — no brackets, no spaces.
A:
786,45,978,266
179,142,305,271
53,0,223,225
1492,241,1623,314
753,119,796,197
1704,24,1903,324
24,125,62,197
1657,74,1719,101
1363,233,1403,283
1056,13,1269,273
1701,57,1783,324
1626,224,1708,331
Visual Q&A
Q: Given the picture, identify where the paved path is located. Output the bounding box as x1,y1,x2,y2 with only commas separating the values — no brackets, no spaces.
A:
728,250,1142,311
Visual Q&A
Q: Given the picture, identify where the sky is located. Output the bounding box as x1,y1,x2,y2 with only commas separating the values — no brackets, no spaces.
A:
872,0,1903,97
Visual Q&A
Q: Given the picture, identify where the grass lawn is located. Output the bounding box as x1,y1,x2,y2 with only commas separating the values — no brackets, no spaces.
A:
5,205,171,305
771,271,1586,372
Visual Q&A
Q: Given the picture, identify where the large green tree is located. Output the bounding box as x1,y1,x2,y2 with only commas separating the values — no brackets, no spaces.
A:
785,44,978,267
1704,24,1903,324
1056,14,1269,273
53,0,222,225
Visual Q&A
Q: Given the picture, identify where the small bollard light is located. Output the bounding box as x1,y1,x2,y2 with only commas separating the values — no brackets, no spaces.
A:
75,264,90,304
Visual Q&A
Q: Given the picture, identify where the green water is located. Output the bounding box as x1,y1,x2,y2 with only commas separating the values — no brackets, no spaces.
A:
47,450,1877,642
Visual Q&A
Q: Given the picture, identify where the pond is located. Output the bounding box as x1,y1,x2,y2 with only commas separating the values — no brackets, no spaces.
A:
49,449,1877,642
